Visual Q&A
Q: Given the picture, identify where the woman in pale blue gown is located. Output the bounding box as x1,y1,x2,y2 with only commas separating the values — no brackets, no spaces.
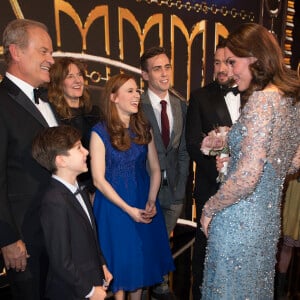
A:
200,23,300,299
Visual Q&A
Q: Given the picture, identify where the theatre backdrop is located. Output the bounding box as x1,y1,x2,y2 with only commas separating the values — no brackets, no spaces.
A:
0,0,297,103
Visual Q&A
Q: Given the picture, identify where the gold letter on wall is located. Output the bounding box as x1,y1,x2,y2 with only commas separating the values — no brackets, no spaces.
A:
171,16,206,99
54,0,110,54
118,7,163,60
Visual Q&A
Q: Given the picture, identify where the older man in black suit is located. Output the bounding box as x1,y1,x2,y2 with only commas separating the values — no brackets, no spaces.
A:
0,19,58,299
186,39,241,299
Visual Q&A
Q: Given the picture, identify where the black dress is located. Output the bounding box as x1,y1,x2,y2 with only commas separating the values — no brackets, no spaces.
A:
60,105,101,192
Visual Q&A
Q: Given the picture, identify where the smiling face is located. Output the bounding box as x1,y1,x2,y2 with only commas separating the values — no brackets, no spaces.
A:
112,78,140,122
141,53,171,99
11,26,54,87
62,63,84,107
224,47,255,92
63,140,89,175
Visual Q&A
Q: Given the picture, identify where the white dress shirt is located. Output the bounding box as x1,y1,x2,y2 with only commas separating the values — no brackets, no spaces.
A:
148,89,174,135
224,91,241,124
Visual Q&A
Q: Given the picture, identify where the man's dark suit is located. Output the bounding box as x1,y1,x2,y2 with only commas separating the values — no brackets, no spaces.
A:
141,90,190,235
0,77,56,298
186,81,234,299
40,178,106,300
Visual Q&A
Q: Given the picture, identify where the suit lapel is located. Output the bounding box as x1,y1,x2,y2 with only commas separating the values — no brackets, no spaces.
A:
141,93,165,149
76,190,99,252
2,77,49,127
214,93,233,125
69,191,94,229
48,179,103,264
51,179,94,230
169,94,182,149
80,188,98,231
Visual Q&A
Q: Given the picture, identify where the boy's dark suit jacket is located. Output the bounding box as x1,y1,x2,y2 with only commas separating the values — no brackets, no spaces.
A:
40,178,106,300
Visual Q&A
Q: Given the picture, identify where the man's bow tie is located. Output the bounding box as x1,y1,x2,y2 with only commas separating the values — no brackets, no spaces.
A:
33,87,47,104
221,85,239,96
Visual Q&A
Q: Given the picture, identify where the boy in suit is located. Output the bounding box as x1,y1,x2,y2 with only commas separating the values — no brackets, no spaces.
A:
32,125,112,300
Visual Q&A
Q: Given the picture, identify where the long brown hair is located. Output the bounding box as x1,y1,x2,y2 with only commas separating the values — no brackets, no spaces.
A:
48,57,92,118
103,73,151,151
226,23,300,106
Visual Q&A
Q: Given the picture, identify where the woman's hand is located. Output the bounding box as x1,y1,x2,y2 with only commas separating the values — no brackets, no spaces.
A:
200,212,212,238
127,206,153,223
145,200,157,218
216,155,230,172
102,265,113,289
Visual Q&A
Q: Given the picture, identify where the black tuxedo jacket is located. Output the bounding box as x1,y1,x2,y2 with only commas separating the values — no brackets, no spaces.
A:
40,178,106,299
0,76,58,248
186,81,233,208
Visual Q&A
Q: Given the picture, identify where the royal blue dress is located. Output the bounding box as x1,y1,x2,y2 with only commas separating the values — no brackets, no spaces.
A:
92,122,175,293
202,91,300,299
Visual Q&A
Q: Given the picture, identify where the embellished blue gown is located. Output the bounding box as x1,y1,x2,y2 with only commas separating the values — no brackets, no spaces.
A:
202,90,300,299
92,122,175,293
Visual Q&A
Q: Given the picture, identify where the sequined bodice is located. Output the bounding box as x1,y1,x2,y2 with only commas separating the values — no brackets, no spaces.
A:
204,90,299,216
